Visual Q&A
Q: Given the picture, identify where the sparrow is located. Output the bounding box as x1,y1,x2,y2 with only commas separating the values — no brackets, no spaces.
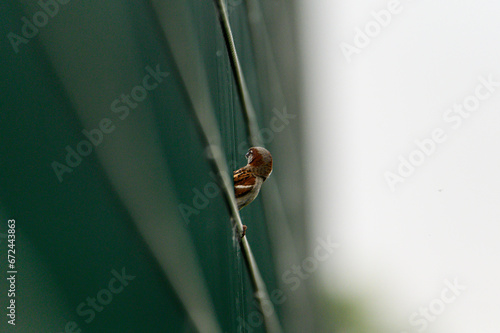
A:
233,147,273,210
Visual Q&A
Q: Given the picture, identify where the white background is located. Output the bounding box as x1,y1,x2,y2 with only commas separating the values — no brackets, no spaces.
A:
298,0,500,332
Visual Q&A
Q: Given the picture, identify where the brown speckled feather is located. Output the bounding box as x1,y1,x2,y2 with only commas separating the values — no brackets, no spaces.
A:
233,168,256,199
233,147,272,210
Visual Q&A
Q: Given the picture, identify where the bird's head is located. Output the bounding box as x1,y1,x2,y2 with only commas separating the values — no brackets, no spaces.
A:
246,147,273,179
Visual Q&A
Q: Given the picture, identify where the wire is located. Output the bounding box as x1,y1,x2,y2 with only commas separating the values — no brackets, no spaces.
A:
213,1,283,333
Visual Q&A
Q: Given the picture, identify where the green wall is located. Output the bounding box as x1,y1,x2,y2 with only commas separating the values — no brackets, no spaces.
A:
0,1,312,332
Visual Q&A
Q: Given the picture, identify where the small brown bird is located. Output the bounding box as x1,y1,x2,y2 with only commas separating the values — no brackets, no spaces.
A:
233,147,273,210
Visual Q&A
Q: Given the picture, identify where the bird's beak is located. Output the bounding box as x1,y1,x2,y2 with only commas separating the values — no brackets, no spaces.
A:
245,151,251,159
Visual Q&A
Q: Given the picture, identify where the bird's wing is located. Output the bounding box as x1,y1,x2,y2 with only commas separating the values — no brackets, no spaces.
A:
233,168,256,198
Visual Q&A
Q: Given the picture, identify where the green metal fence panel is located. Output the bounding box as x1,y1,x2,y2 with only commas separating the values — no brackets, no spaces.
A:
0,1,311,332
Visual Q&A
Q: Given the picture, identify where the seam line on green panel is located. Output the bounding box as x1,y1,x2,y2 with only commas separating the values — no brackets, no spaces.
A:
149,0,282,331
242,1,316,330
214,1,283,333
214,0,262,147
